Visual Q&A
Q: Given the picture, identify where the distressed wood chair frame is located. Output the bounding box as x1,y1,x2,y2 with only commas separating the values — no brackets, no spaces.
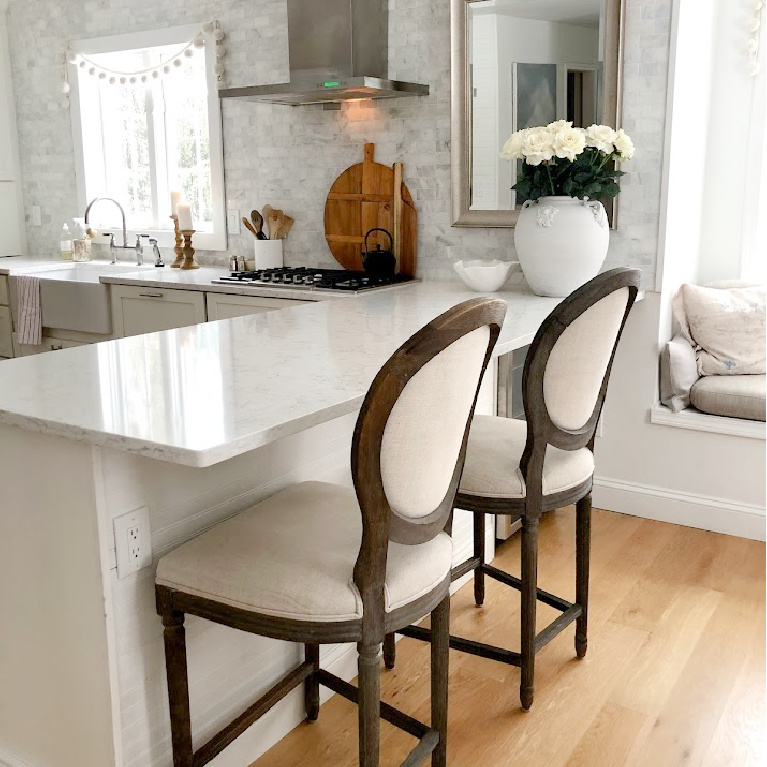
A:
388,268,640,711
156,297,507,767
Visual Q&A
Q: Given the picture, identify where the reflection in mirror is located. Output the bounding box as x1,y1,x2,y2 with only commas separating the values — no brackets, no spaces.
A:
468,0,605,211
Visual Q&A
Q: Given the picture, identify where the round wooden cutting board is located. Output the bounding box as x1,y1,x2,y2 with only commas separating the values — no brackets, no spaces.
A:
324,143,417,276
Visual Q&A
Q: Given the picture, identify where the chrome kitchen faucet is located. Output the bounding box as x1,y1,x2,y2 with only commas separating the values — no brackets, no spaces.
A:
84,197,149,266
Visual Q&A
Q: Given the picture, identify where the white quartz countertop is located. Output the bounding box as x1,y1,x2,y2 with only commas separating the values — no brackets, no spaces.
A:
0,280,562,466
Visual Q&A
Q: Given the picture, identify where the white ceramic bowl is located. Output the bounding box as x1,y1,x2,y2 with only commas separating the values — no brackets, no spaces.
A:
453,259,517,292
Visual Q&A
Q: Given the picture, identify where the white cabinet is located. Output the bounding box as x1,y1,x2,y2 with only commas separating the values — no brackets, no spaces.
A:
17,336,83,357
206,292,312,320
111,285,207,337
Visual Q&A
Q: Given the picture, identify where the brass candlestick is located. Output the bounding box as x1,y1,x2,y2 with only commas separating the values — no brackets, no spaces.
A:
180,230,199,270
170,215,184,268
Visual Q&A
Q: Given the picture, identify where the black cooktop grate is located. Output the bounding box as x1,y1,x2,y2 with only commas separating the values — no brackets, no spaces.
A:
216,267,413,291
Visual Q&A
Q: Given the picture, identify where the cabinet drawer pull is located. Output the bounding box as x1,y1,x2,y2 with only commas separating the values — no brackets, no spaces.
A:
139,291,164,298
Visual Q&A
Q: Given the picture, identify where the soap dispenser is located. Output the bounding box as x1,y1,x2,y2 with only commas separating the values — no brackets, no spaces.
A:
60,223,73,261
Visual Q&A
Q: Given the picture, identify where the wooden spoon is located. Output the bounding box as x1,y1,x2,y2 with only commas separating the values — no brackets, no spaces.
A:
242,217,259,238
266,208,285,240
276,215,294,240
250,210,267,240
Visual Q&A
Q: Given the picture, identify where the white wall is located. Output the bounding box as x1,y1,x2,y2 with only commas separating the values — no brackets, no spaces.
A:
594,292,766,540
594,0,766,541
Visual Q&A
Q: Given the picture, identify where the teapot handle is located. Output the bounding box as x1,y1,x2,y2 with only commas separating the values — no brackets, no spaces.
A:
364,227,393,252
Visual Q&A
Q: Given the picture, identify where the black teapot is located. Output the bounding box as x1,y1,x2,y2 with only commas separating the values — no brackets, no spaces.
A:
362,228,396,276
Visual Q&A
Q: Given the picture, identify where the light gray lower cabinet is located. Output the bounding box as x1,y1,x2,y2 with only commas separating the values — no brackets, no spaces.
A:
111,285,207,337
206,292,312,320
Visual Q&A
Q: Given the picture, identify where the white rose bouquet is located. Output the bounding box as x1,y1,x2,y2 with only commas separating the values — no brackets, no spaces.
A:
500,121,634,202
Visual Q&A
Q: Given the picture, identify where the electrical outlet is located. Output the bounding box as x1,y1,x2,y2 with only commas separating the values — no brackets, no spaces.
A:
30,206,41,227
226,208,241,234
114,506,152,579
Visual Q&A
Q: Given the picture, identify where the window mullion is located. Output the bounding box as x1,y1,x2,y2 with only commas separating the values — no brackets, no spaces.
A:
144,52,162,230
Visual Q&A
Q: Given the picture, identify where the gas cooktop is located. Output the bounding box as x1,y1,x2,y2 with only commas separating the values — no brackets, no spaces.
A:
212,267,414,293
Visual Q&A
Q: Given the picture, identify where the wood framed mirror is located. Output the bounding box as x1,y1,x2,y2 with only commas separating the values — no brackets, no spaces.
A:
451,0,625,227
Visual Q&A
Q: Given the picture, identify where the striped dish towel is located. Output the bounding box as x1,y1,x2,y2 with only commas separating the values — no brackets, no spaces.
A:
14,275,42,346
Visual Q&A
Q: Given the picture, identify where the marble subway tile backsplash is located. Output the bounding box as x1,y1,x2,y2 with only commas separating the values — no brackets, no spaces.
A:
7,0,670,288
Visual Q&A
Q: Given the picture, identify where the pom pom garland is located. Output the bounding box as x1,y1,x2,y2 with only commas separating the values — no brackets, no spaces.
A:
62,20,225,107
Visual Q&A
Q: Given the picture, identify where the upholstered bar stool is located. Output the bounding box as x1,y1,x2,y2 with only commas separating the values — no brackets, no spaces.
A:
388,268,640,711
155,297,507,767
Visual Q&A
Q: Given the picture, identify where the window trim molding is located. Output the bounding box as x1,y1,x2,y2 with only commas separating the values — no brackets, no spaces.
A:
68,24,226,251
650,402,766,440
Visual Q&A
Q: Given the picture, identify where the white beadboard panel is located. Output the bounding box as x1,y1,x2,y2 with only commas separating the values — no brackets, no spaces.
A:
98,393,488,767
97,413,357,767
5,0,669,287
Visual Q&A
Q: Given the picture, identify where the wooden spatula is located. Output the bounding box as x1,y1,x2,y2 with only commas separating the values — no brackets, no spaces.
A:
276,215,294,240
266,208,285,240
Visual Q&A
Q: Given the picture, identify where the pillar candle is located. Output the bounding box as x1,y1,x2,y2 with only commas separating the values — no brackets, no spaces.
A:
170,190,183,217
177,203,194,231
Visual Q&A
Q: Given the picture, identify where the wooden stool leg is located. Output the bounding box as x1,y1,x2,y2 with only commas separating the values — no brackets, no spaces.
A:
357,641,381,767
383,632,396,670
162,611,194,767
520,516,539,711
474,512,486,607
576,493,592,659
431,596,450,767
304,643,320,721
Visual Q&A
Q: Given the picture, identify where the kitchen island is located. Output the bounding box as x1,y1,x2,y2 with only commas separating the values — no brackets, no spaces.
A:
0,282,561,767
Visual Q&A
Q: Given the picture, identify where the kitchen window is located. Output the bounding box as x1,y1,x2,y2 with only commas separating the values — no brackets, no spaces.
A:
68,25,226,250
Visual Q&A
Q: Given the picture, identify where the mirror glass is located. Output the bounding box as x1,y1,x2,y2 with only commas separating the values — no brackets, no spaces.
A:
468,0,606,211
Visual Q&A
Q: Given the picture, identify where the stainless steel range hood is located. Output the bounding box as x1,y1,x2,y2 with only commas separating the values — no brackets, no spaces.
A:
219,0,429,106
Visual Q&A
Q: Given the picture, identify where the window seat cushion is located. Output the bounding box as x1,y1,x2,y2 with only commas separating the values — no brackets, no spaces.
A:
690,374,766,422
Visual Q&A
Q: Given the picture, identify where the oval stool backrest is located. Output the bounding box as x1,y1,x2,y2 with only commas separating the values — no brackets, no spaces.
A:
351,298,506,613
520,268,640,487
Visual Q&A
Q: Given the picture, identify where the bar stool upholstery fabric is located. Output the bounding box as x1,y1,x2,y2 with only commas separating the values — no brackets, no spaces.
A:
381,327,491,518
460,416,595,499
156,481,453,622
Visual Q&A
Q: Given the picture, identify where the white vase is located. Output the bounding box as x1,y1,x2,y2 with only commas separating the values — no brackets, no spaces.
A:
514,196,609,297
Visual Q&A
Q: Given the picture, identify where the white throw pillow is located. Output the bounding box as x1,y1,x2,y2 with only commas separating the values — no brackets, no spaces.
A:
659,334,699,412
672,284,766,376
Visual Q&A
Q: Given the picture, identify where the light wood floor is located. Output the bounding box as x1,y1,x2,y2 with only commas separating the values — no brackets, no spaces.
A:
250,508,766,767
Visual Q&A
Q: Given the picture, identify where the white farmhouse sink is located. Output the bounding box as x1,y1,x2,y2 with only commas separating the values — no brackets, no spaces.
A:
24,263,153,334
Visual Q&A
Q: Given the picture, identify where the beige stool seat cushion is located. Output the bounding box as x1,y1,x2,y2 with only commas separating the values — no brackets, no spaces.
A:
459,416,595,499
690,374,766,421
156,481,453,623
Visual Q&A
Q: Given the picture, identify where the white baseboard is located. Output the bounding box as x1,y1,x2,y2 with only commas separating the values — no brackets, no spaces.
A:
593,476,766,541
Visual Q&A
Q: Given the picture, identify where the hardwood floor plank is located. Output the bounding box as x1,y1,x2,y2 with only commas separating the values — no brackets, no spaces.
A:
564,702,649,767
625,594,760,767
609,585,722,715
248,510,765,767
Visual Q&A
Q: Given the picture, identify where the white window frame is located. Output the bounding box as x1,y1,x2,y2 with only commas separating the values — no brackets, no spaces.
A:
68,24,226,251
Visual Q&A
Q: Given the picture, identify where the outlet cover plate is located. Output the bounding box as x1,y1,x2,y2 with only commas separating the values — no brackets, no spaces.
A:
226,208,241,234
114,506,152,579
